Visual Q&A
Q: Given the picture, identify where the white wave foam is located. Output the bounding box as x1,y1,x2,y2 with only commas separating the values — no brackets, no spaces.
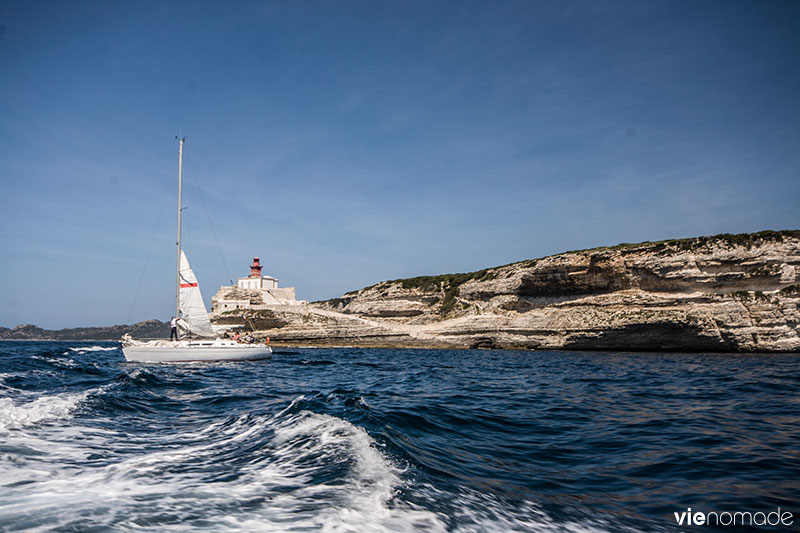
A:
68,346,117,352
0,391,88,431
124,367,150,380
444,490,615,533
53,358,79,368
190,410,448,532
272,412,402,502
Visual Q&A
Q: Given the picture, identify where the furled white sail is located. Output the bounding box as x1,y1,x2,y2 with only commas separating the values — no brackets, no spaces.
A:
178,250,216,337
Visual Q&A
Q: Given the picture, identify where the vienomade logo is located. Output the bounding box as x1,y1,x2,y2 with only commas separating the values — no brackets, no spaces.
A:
673,508,794,527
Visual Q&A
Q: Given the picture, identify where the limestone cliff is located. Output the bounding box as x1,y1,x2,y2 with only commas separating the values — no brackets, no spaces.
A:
214,231,800,352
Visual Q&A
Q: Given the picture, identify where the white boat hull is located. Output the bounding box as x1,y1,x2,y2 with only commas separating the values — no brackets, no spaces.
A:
122,342,272,363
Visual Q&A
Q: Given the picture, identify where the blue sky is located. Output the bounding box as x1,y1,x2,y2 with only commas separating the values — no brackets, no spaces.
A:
1,1,798,328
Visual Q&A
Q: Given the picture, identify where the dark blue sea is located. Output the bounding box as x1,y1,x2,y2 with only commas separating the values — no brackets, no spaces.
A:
0,342,797,532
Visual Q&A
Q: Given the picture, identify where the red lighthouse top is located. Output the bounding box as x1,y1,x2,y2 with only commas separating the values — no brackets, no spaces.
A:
250,257,262,278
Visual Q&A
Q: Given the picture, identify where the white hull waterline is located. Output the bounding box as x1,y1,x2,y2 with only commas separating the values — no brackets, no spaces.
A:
122,338,272,363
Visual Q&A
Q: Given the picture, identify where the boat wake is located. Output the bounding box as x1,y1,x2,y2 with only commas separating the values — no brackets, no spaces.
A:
0,394,600,532
10,344,786,531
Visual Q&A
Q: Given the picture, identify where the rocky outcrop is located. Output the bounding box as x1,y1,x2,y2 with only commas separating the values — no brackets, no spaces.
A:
225,231,800,352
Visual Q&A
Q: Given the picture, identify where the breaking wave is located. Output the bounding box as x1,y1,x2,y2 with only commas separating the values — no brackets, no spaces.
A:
0,391,89,431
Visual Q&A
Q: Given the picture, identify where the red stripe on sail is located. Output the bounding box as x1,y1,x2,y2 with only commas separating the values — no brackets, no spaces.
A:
180,283,198,287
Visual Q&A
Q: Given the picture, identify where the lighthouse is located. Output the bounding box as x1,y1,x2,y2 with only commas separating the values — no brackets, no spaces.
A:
250,257,263,278
237,257,278,289
211,256,308,315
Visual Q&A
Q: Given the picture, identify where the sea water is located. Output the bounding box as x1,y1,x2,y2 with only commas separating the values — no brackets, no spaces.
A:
0,341,797,532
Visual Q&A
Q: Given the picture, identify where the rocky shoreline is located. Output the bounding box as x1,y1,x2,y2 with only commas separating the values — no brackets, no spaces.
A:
221,231,800,352
4,231,799,352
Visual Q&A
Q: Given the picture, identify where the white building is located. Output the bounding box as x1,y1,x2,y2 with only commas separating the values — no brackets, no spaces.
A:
211,257,307,315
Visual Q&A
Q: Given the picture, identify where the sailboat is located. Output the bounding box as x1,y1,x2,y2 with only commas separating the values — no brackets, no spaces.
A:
121,137,272,363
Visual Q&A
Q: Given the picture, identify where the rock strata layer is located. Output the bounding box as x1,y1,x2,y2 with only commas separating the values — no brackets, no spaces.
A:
224,231,800,352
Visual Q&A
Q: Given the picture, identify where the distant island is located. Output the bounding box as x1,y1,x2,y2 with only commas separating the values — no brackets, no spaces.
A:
3,230,799,352
0,320,168,341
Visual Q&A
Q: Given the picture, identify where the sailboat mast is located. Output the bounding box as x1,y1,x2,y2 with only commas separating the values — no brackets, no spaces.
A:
176,136,185,320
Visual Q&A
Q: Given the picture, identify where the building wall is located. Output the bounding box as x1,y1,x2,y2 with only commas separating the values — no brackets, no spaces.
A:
213,299,250,312
237,277,278,290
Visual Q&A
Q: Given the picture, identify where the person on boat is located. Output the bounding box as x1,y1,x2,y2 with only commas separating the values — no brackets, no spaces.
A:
244,334,254,344
232,331,240,342
170,317,179,341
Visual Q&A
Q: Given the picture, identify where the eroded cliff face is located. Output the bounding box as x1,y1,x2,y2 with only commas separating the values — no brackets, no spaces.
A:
220,232,800,352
